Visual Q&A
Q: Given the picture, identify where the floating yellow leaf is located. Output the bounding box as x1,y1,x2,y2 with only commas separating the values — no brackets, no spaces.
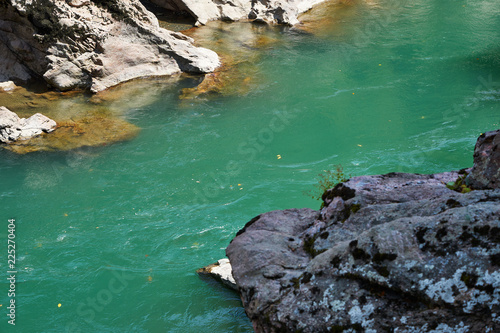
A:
58,303,62,308
277,155,282,159
64,213,68,217
357,144,363,147
238,184,242,186
148,276,153,282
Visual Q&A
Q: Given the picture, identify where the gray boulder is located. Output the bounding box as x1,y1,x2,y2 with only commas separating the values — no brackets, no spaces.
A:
226,131,500,332
0,107,56,143
0,0,220,92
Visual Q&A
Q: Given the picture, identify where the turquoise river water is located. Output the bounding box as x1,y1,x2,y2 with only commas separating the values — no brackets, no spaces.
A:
1,0,499,332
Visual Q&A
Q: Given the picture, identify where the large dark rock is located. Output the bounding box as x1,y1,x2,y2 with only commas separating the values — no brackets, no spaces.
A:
467,130,500,190
226,131,500,333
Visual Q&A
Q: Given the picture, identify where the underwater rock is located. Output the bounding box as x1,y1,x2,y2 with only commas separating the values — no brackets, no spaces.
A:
0,0,219,92
197,258,237,290
3,112,140,154
179,21,282,100
467,129,500,190
0,106,56,143
0,76,185,154
226,131,500,332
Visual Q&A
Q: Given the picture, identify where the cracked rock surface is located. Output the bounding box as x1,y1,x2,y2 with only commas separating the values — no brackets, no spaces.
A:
227,130,500,332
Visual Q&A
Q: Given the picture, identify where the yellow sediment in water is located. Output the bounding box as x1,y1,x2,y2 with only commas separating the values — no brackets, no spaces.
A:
179,21,284,101
4,112,140,154
0,80,169,154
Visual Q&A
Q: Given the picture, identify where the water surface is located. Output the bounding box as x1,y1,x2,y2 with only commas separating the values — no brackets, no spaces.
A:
0,0,499,331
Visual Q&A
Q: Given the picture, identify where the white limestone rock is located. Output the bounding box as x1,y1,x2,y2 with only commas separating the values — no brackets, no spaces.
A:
0,81,17,92
0,107,57,143
197,258,237,290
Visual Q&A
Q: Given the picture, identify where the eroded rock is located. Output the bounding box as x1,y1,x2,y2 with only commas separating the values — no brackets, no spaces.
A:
0,0,220,92
226,131,500,332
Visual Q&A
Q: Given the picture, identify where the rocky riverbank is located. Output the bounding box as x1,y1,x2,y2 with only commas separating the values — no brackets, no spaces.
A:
0,0,337,153
0,0,219,92
219,130,500,332
0,0,334,93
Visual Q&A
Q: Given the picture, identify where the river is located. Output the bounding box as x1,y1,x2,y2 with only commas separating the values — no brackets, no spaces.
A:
0,0,499,331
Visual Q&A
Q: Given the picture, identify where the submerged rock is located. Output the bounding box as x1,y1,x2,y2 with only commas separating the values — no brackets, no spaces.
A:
0,106,56,143
0,76,190,154
0,0,219,92
3,112,139,154
226,131,500,332
197,258,237,290
179,21,283,101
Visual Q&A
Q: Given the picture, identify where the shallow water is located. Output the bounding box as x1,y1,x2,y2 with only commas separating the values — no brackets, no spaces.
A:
1,0,499,331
